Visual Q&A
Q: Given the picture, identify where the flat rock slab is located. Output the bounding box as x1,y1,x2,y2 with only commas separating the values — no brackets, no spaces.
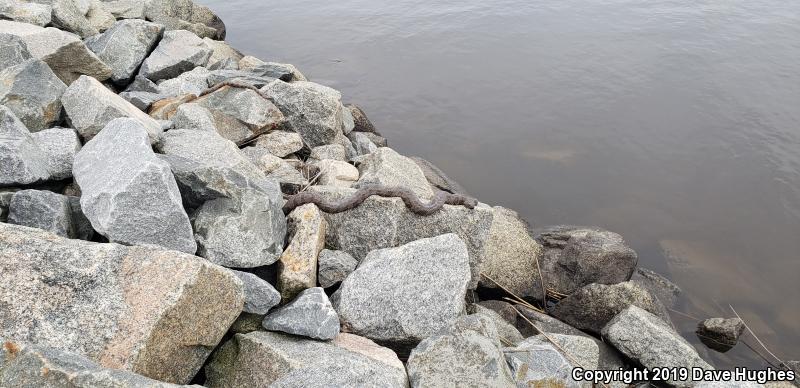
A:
602,306,713,388
262,287,340,340
0,58,66,131
62,75,162,142
139,29,211,82
334,233,471,350
73,118,196,253
0,223,244,384
85,19,164,85
261,80,344,148
205,331,407,388
0,340,188,388
278,204,327,301
0,20,111,84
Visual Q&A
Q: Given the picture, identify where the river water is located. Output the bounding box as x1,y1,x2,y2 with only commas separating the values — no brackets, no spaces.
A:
198,0,799,367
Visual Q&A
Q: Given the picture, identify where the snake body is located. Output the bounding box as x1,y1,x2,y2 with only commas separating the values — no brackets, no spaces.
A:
283,186,478,215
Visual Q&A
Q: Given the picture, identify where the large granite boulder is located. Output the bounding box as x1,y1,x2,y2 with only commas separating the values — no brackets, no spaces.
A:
0,340,186,388
535,225,639,296
551,281,669,334
0,223,244,384
354,147,434,199
98,0,145,19
0,105,50,186
193,84,286,145
0,0,51,26
143,0,225,40
139,29,211,82
0,21,111,84
85,19,164,86
602,306,713,387
0,59,65,131
278,203,327,301
72,118,196,253
33,0,98,38
407,314,515,388
205,331,408,388
262,287,340,340
6,189,89,238
479,206,544,301
334,234,471,351
311,185,493,288
261,80,344,148
230,270,280,315
29,126,81,180
62,75,162,142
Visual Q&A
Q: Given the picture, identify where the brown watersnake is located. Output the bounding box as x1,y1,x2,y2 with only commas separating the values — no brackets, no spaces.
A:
282,186,478,215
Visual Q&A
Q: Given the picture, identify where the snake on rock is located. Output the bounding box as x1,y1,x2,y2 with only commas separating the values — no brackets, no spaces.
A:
283,186,478,215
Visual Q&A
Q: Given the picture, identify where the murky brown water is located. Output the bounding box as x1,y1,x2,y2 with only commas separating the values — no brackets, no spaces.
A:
199,0,799,367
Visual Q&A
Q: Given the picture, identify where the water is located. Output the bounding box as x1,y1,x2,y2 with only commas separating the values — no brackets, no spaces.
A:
198,0,800,367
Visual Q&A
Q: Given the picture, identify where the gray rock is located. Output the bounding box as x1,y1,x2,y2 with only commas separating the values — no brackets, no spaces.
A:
85,19,164,85
471,304,524,345
347,104,379,134
411,156,470,195
0,340,186,388
230,270,280,315
0,190,13,221
0,105,51,186
171,102,216,131
526,333,600,370
479,206,544,301
67,195,94,240
0,33,33,69
7,189,85,238
158,153,256,209
34,0,98,38
29,126,80,180
313,185,493,288
100,0,144,19
696,317,745,353
535,225,639,296
207,56,238,71
125,74,160,93
193,84,286,145
312,158,359,187
361,131,388,147
203,37,242,68
341,104,354,134
514,304,587,337
261,80,344,148
143,0,225,40
0,21,112,84
156,66,210,97
355,147,434,199
603,306,713,387
310,144,347,161
240,146,308,191
334,234,471,349
192,187,285,268
407,314,516,388
631,267,682,308
147,93,195,120
504,338,592,388
205,331,408,388
551,281,669,334
138,29,211,82
0,222,244,384
251,61,307,82
205,68,277,89
318,249,358,288
252,130,303,157
85,0,116,32
73,118,196,253
0,59,66,131
477,300,518,325
278,204,327,301
119,90,164,111
348,131,378,156
262,287,340,340
237,54,264,70
0,0,51,26
62,75,162,142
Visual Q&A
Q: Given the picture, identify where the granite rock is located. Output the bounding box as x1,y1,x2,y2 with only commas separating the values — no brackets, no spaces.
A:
262,287,340,340
6,189,87,238
85,19,164,86
355,147,434,199
260,80,344,148
138,29,211,82
193,84,286,145
0,33,33,69
696,317,745,353
0,58,66,131
317,249,358,288
252,130,303,157
0,105,51,186
312,159,359,187
0,0,51,26
29,126,80,180
230,270,281,315
278,203,327,301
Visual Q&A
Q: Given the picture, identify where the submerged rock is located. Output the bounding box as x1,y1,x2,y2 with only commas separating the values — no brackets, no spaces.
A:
62,75,162,142
696,317,745,353
407,314,516,388
0,21,111,84
72,118,196,253
0,58,66,131
334,234,471,350
262,287,340,340
535,225,639,296
85,19,164,86
0,222,244,384
205,331,407,388
139,29,211,82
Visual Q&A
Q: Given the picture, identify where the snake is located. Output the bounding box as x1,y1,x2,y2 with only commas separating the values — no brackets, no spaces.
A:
283,186,478,215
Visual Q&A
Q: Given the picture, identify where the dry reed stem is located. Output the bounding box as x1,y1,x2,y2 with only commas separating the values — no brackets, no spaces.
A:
480,272,542,312
729,304,784,367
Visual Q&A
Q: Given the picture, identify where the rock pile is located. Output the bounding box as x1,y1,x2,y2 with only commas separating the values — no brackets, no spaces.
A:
0,1,790,387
